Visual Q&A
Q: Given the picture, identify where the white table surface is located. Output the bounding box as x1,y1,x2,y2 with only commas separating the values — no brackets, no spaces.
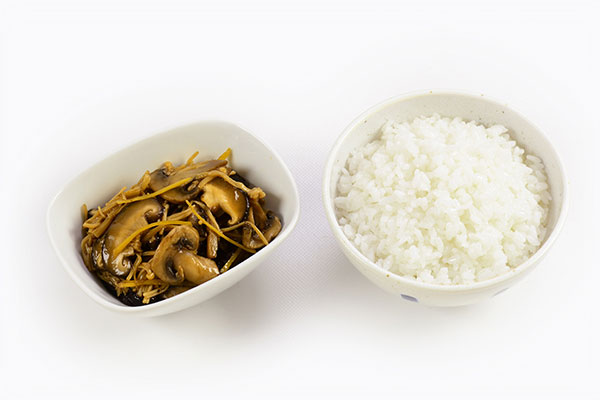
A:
1,1,598,398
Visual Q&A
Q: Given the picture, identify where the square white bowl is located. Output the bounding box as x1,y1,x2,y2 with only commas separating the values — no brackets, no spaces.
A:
47,121,300,317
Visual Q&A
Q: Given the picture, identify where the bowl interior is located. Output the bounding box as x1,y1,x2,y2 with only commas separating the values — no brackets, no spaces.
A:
326,91,566,258
48,121,299,310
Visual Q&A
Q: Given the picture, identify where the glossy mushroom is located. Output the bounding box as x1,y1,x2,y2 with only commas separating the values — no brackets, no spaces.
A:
189,204,219,259
250,198,267,229
149,159,226,203
98,198,162,276
201,178,249,225
206,229,219,259
162,286,191,299
243,211,282,249
262,211,282,242
150,225,219,285
80,151,283,307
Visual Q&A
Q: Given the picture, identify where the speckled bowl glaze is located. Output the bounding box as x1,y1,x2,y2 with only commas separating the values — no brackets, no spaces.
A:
323,90,568,306
48,121,300,316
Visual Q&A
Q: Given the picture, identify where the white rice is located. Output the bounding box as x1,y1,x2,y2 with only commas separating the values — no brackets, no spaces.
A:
335,114,551,285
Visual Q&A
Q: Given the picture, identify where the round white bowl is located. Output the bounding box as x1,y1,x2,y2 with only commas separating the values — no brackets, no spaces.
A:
47,121,300,317
323,90,568,307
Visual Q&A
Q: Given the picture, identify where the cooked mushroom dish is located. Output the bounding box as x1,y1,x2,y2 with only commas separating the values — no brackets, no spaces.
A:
80,149,282,306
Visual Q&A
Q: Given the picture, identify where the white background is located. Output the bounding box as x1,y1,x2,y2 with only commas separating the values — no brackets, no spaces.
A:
1,0,598,398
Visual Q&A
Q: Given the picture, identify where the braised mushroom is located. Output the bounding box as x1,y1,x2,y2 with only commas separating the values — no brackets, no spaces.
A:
150,225,219,285
80,150,282,306
162,286,191,299
263,211,282,242
201,178,249,225
90,237,104,270
149,159,226,203
189,204,219,259
98,198,162,276
250,198,268,229
206,229,219,259
175,252,220,284
243,211,282,249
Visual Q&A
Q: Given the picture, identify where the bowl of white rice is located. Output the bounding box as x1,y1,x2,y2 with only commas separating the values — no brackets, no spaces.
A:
323,91,568,306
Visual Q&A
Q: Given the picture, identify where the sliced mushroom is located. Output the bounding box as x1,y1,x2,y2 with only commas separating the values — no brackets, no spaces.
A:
241,204,256,247
176,251,220,284
201,178,249,225
150,225,219,285
242,211,282,249
250,198,267,229
206,230,218,259
100,199,162,276
162,286,191,299
189,204,219,258
262,211,282,242
91,237,105,270
149,160,226,203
